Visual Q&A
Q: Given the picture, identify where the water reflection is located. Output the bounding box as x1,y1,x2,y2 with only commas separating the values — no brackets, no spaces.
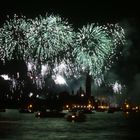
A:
0,110,140,140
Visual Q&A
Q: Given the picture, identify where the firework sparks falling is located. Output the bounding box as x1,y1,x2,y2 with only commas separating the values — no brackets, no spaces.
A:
52,60,78,78
52,74,67,85
105,23,126,46
0,14,32,62
27,14,75,64
0,14,126,92
94,77,103,86
112,81,122,94
74,23,114,77
73,23,126,81
41,64,48,76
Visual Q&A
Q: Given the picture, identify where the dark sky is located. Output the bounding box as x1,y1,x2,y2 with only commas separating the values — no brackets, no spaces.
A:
0,0,139,27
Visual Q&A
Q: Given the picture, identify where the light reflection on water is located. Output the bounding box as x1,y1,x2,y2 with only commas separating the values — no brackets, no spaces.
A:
0,109,140,140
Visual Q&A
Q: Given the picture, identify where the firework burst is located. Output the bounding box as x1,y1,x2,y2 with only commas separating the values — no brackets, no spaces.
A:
0,14,126,90
73,23,126,79
0,14,32,62
74,23,114,77
25,14,75,88
27,14,75,65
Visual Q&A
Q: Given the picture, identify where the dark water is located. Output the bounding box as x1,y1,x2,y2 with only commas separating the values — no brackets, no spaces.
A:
0,109,140,140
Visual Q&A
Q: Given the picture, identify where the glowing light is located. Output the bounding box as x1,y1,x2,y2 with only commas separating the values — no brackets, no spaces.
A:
29,104,33,108
126,104,129,108
41,64,48,76
29,92,33,97
1,74,11,80
53,75,67,85
136,106,138,110
36,94,39,98
81,94,84,97
0,14,126,92
27,62,33,71
66,105,69,108
72,115,75,118
112,81,122,93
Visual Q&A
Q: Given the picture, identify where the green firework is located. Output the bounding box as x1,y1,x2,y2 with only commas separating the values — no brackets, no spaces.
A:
27,14,75,65
73,23,125,78
0,14,31,62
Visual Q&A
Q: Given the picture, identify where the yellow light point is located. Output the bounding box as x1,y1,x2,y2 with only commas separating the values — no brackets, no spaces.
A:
126,104,129,108
29,104,33,108
136,106,138,110
66,105,69,108
101,106,104,109
87,104,92,108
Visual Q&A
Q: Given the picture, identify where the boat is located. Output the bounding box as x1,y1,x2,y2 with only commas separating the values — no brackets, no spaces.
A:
65,111,86,122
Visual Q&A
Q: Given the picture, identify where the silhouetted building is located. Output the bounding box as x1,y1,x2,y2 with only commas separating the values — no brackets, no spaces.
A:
86,73,92,97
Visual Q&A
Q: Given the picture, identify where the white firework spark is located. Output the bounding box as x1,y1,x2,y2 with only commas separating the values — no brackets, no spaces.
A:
112,81,122,94
52,74,67,85
0,14,32,62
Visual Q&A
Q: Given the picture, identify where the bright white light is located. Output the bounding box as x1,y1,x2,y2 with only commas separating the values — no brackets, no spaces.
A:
27,61,36,71
41,64,48,76
36,94,39,98
29,92,33,97
112,81,122,93
81,94,84,97
27,62,32,71
53,61,67,75
53,75,67,85
1,74,11,80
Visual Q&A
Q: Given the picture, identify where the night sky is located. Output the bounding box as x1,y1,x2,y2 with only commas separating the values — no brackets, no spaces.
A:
0,0,139,26
0,0,140,102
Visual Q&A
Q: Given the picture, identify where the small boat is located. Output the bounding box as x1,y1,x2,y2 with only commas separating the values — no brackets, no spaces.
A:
65,111,86,122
